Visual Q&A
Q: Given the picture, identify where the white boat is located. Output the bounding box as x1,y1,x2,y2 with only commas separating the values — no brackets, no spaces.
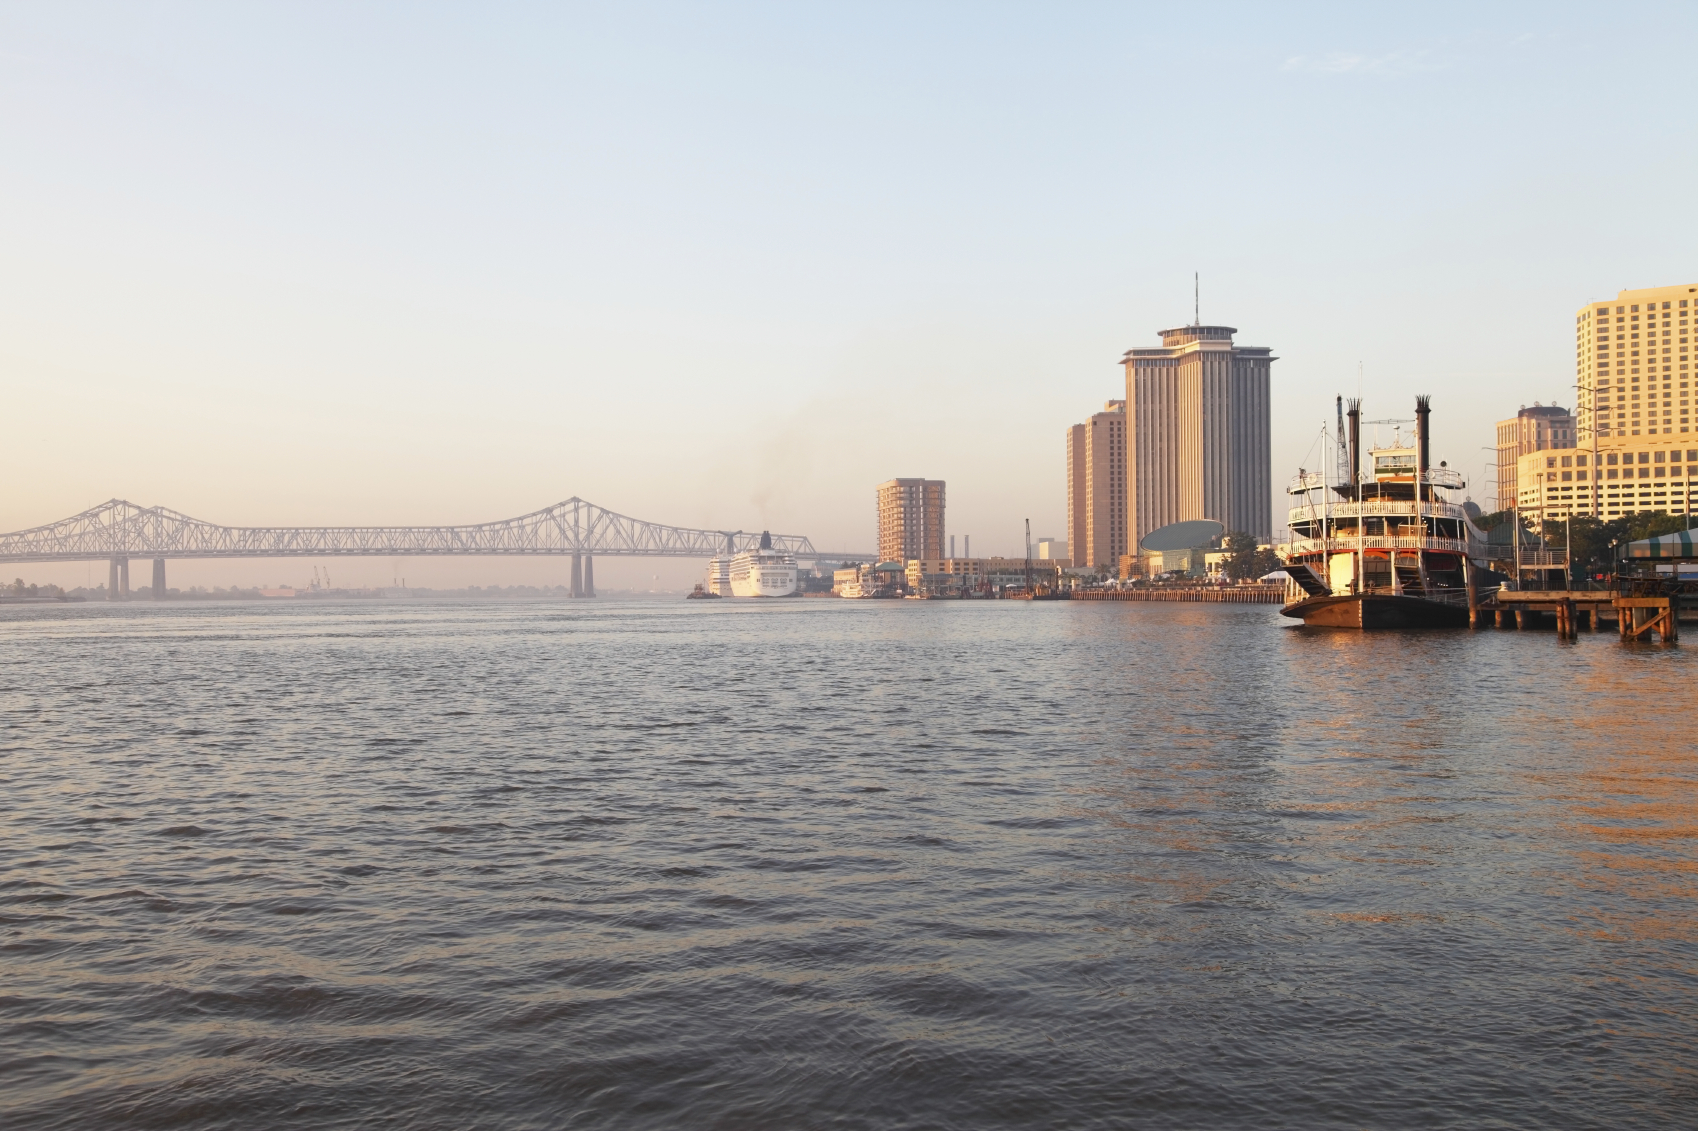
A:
729,532,798,597
704,556,734,596
1281,395,1496,629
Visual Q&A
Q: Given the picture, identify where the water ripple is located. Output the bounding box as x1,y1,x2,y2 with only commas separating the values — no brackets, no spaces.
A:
1,598,1694,1129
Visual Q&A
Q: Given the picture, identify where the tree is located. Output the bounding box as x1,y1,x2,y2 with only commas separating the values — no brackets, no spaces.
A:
1472,509,1514,533
1538,511,1694,581
1222,531,1281,582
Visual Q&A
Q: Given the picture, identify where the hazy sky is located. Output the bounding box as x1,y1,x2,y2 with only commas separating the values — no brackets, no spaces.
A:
3,3,1695,589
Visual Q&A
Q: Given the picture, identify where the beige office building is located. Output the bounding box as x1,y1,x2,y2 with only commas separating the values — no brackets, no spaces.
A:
1065,400,1127,570
1121,324,1274,544
1553,282,1698,523
876,479,945,563
1517,438,1696,522
1066,424,1086,570
1575,283,1697,441
1493,405,1574,512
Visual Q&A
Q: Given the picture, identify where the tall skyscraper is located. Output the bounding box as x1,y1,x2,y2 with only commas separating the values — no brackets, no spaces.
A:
1576,283,1696,441
1064,401,1127,569
876,479,945,563
1066,423,1087,570
1546,282,1698,525
1121,324,1273,544
1494,404,1574,513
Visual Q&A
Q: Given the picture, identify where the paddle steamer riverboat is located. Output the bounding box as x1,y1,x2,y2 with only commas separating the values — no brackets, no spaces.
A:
1281,396,1495,629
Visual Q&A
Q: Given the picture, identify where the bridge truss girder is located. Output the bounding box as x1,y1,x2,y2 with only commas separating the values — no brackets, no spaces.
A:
0,498,819,563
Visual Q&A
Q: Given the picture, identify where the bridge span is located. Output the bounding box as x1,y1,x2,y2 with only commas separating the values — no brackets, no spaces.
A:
0,497,865,599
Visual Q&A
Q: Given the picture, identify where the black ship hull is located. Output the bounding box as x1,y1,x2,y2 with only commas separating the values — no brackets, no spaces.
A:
1281,592,1470,629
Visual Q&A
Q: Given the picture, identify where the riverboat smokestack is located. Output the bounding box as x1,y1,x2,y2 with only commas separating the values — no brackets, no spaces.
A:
1346,399,1361,486
1414,395,1431,500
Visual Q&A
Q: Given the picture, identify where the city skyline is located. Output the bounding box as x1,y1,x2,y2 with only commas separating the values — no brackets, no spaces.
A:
3,6,1696,589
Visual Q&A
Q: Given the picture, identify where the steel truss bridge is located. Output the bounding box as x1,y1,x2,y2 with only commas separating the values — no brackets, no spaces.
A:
0,497,850,599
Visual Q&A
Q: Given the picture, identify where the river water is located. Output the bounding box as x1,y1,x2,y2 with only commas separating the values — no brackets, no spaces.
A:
1,598,1694,1129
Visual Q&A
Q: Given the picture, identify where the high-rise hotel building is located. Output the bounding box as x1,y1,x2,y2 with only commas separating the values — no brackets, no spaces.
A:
1577,283,1696,440
1065,400,1127,570
876,478,945,563
1517,283,1698,524
1121,325,1274,544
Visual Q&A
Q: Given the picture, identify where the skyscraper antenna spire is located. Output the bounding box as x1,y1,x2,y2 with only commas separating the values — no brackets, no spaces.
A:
1194,272,1199,325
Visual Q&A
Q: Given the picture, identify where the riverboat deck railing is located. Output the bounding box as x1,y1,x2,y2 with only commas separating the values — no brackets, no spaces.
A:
1287,499,1472,523
1285,535,1473,557
1503,550,1568,568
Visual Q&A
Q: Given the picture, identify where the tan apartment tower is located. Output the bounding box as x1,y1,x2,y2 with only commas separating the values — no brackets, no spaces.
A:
1121,324,1274,544
1493,404,1574,513
1576,283,1698,442
876,479,945,563
1065,401,1127,569
1066,423,1087,571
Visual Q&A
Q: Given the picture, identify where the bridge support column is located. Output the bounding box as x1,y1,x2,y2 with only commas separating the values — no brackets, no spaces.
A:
570,553,583,598
583,555,595,598
120,559,130,598
109,558,121,601
151,559,166,600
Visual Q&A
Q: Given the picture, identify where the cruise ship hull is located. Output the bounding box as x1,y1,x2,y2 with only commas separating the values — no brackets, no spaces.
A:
727,539,799,597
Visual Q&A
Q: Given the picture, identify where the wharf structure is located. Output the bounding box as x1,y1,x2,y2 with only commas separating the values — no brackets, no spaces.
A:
1120,323,1274,545
832,557,1067,598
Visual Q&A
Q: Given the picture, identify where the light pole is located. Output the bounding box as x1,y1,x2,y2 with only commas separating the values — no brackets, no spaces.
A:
1574,380,1600,522
1479,446,1500,515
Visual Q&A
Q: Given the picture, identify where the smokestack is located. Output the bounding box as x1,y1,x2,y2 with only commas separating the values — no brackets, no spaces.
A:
1415,395,1431,499
1346,399,1361,486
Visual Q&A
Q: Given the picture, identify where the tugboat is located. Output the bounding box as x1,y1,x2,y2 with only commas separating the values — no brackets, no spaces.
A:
1281,396,1495,629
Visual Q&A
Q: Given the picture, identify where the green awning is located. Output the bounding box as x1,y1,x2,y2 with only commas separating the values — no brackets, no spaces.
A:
1624,529,1698,559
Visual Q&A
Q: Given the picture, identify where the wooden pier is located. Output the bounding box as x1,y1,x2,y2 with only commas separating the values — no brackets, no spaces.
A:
1480,591,1683,643
1073,586,1285,604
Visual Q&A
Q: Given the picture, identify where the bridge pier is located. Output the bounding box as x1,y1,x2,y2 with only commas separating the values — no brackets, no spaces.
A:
1,500,828,589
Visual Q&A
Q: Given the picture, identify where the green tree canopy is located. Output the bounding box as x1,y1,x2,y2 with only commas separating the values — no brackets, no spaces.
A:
1538,511,1695,580
1221,531,1280,582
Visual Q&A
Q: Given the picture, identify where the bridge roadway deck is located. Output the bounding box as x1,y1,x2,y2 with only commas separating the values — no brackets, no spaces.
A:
0,497,861,564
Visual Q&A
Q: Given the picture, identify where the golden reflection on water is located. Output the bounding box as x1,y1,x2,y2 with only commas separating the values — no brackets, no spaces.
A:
1554,652,1698,950
1068,605,1698,995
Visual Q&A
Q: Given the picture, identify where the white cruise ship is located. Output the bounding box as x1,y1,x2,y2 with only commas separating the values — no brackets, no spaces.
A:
729,532,798,597
704,556,734,596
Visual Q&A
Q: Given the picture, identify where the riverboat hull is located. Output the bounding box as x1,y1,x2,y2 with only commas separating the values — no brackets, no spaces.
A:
1281,592,1470,629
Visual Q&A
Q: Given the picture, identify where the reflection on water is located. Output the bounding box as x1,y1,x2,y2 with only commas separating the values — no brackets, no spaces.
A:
1,599,1694,1129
